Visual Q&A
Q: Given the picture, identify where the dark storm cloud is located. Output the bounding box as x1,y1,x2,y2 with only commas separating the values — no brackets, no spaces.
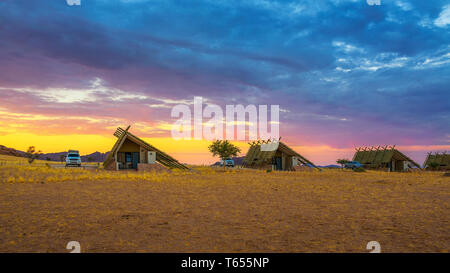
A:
0,0,448,147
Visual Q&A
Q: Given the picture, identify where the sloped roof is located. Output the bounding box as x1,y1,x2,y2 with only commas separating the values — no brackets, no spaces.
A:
352,146,421,168
423,152,449,168
243,140,318,169
103,126,188,170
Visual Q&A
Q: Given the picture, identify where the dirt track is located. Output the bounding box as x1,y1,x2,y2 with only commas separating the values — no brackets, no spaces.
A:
0,169,449,253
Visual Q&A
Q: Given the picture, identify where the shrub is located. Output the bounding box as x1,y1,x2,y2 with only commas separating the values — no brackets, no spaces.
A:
336,159,350,168
353,167,366,172
427,162,440,170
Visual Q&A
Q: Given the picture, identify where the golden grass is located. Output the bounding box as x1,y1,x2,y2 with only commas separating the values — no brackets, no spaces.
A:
0,155,449,253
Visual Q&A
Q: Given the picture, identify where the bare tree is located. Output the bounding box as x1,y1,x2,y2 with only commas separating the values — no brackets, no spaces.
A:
25,146,42,164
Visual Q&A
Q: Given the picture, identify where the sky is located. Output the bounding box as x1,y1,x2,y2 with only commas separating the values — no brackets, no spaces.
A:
0,0,449,165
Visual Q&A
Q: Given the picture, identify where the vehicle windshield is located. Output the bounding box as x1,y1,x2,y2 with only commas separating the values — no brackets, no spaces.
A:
68,154,79,158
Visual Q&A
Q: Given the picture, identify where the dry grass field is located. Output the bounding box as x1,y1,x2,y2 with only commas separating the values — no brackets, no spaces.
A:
0,154,448,253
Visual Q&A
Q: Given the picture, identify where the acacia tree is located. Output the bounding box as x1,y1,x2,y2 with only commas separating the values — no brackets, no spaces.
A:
336,158,350,169
208,140,241,168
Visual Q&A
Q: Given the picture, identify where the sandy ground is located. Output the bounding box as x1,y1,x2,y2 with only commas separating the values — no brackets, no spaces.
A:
0,167,448,253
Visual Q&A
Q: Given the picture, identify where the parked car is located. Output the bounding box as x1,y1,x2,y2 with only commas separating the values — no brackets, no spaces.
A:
66,150,81,167
220,158,235,167
225,158,235,167
344,161,363,169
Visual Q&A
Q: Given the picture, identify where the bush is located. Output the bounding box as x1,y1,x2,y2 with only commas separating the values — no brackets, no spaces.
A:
336,159,350,168
266,169,272,173
427,162,440,170
353,167,366,172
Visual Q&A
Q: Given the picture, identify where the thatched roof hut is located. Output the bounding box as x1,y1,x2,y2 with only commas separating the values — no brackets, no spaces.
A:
103,126,188,171
243,140,318,171
352,145,421,172
423,152,449,170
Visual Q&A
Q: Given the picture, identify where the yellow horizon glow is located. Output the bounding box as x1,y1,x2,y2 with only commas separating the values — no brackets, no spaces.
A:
1,132,449,165
0,133,248,165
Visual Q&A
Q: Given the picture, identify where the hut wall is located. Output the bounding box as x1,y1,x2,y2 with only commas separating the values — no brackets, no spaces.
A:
284,155,293,170
137,163,168,172
139,146,147,163
254,163,273,171
395,160,405,171
293,165,313,172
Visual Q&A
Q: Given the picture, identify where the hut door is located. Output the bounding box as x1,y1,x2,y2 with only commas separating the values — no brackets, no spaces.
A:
275,157,282,170
132,152,139,169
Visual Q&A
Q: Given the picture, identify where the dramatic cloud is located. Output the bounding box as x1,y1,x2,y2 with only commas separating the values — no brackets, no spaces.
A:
435,4,450,27
0,0,449,164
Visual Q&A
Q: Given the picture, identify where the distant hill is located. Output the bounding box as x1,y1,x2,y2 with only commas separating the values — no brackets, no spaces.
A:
81,151,109,163
318,165,342,169
211,156,245,166
0,145,26,157
38,151,109,162
0,145,108,162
